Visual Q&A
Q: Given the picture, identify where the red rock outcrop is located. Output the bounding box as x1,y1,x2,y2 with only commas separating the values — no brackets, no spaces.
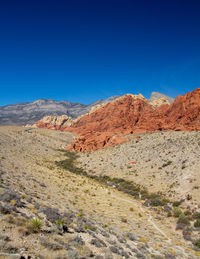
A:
35,88,200,152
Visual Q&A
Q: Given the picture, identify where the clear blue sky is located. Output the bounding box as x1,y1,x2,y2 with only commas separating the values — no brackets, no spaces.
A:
0,0,200,105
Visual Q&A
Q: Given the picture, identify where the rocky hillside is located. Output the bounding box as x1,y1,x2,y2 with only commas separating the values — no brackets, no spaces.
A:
36,88,200,152
148,92,174,104
77,130,200,203
33,115,74,130
0,96,119,126
35,91,178,151
0,126,199,258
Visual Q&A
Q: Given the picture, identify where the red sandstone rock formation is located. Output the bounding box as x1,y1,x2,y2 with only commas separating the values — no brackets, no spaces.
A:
35,88,200,152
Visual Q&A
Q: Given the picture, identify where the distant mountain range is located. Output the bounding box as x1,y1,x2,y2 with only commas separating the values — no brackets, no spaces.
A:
0,93,174,125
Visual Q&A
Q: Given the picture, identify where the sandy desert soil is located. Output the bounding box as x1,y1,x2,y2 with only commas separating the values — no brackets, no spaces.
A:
0,126,199,258
77,131,200,203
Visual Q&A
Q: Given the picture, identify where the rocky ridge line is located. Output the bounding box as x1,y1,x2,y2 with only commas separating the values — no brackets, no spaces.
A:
35,89,200,152
0,96,120,125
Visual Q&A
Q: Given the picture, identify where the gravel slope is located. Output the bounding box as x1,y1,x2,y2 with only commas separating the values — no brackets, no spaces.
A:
0,127,199,258
77,131,200,203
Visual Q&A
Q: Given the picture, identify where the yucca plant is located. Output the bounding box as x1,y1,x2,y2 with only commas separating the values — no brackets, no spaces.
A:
29,217,43,232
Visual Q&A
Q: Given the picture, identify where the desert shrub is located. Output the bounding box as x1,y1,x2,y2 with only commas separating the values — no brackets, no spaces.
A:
42,207,62,223
150,199,163,207
55,219,65,226
84,224,88,230
172,200,182,207
77,209,83,218
121,217,127,223
167,212,172,217
194,219,200,228
148,193,169,207
162,161,172,167
112,178,126,184
177,215,190,226
101,175,111,181
173,207,183,218
193,212,200,219
87,224,96,231
193,239,200,249
21,194,26,199
184,210,192,216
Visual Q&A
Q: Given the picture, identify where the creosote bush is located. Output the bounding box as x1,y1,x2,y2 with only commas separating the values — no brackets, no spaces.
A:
184,210,192,216
172,200,182,207
173,207,182,218
194,219,200,228
177,214,190,226
193,212,200,220
193,239,200,249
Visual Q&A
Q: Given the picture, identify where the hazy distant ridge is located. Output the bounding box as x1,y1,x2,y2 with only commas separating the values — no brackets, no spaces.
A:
0,93,172,125
0,96,119,125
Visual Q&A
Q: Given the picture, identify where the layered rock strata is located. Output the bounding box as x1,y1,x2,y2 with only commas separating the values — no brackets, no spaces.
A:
36,88,200,152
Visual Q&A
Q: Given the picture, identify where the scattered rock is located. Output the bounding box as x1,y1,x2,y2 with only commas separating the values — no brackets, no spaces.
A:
109,246,120,254
41,207,62,223
67,249,79,259
176,223,185,230
40,237,64,250
165,254,176,259
126,232,136,241
70,236,85,247
0,188,24,207
90,238,106,248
